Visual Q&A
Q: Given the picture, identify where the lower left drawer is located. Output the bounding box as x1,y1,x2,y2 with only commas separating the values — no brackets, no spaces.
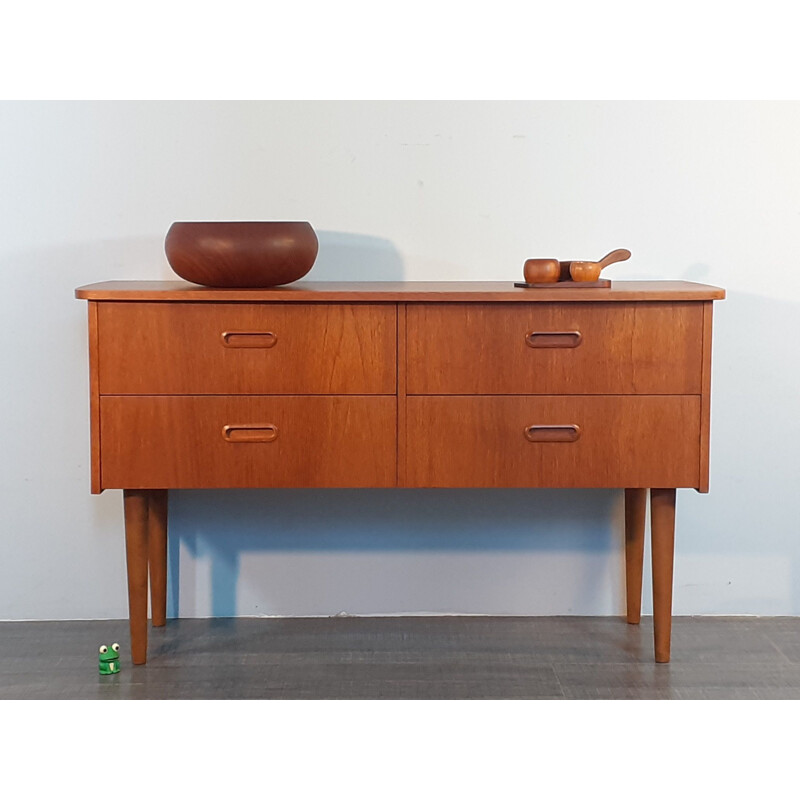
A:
99,396,397,489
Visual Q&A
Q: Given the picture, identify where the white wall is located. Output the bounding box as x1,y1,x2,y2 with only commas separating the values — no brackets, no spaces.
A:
1,100,798,620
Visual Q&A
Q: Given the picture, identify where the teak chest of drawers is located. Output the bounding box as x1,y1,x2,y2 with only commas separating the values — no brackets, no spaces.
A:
75,280,725,664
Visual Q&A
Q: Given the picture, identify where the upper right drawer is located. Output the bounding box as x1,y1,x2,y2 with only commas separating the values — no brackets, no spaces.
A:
407,302,704,394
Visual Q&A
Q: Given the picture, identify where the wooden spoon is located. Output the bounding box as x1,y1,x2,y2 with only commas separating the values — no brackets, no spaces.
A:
569,248,631,282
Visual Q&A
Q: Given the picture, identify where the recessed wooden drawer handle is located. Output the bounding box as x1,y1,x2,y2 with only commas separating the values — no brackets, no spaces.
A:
525,331,582,348
222,424,278,443
524,424,581,443
221,331,278,348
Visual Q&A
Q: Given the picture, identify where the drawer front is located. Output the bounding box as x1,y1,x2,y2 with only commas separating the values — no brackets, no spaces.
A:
97,303,396,394
405,396,701,488
406,302,703,394
100,396,397,488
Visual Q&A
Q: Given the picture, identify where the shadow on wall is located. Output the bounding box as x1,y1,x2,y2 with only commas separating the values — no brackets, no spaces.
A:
167,489,623,618
307,230,405,281
681,263,712,283
674,287,800,614
161,285,800,619
58,246,800,616
157,234,621,618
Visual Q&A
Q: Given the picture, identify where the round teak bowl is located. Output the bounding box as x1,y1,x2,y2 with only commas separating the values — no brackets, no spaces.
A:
523,258,561,284
165,221,319,287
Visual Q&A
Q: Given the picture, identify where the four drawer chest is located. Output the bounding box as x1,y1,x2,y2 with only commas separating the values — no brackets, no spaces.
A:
76,280,725,664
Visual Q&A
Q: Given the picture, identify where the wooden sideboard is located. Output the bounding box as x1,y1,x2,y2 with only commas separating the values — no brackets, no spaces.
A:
75,280,725,665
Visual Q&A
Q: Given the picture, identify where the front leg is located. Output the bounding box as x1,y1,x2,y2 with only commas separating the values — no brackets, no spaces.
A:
148,490,168,627
650,488,676,664
123,490,150,665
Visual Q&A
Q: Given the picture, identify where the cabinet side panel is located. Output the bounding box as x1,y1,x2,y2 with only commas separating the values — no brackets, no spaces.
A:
397,303,407,487
88,301,102,493
698,301,714,492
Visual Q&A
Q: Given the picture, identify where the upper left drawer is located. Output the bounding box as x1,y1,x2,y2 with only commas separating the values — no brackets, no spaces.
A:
97,302,397,394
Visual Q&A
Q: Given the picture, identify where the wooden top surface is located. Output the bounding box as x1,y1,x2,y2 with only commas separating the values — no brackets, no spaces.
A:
75,280,725,302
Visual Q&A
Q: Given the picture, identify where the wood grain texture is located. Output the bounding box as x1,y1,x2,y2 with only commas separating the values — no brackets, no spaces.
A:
651,488,677,663
97,302,396,395
396,303,408,486
407,302,704,395
76,279,723,665
101,396,397,489
87,301,101,494
164,221,318,288
148,490,168,627
624,488,647,624
698,301,714,493
568,248,631,282
76,280,726,303
405,396,701,488
123,490,149,665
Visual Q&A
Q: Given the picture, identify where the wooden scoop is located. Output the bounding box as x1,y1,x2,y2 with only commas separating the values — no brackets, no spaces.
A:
569,249,631,282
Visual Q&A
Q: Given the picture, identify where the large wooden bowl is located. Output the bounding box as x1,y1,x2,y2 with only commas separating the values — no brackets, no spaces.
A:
165,221,319,287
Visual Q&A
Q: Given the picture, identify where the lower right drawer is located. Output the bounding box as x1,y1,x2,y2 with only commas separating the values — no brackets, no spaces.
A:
405,395,701,488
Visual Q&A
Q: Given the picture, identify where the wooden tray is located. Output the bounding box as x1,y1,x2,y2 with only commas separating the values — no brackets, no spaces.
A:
514,279,611,289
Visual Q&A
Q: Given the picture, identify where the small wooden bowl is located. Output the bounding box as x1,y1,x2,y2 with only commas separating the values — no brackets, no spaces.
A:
523,258,561,284
568,249,631,282
568,261,603,282
165,221,319,288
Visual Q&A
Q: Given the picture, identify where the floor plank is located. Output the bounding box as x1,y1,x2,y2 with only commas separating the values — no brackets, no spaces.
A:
1,616,798,700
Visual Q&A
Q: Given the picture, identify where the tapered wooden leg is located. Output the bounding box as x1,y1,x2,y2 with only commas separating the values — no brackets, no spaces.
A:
148,490,168,627
624,488,647,624
650,488,676,664
124,489,150,665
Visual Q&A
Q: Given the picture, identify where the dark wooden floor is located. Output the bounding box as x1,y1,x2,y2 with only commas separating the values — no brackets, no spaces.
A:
2,616,800,699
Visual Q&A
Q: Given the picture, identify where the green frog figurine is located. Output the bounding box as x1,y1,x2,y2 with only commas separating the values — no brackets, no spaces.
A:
98,643,121,675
